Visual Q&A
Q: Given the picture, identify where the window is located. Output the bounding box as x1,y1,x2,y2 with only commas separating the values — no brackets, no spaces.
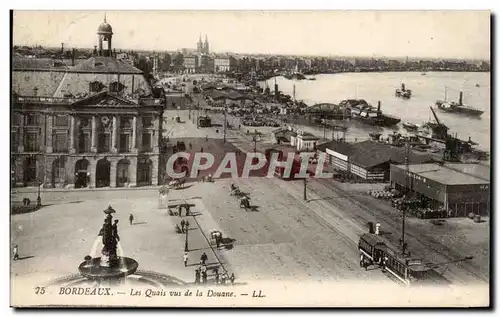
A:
110,82,125,93
55,115,69,127
11,131,18,152
53,133,68,152
12,114,22,126
89,81,104,93
98,133,111,153
142,116,153,128
119,134,130,153
142,133,151,151
26,114,39,126
25,132,39,152
78,132,91,153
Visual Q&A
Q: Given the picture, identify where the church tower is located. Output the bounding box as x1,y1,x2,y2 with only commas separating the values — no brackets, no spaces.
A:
97,14,113,57
203,34,209,54
197,34,203,54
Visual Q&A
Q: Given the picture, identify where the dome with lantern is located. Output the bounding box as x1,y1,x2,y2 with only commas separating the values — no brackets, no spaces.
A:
97,16,113,34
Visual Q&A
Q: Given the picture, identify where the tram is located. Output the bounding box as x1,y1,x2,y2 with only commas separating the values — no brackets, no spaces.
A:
358,232,448,286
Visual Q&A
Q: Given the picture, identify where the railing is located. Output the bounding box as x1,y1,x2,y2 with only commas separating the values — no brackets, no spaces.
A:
16,96,79,104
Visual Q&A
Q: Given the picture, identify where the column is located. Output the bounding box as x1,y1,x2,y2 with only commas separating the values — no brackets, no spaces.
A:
151,156,159,186
66,156,75,189
46,115,53,153
110,160,117,187
153,115,160,153
136,115,143,151
91,115,98,153
128,156,137,187
131,116,137,153
111,116,119,154
69,115,76,154
17,114,24,153
44,156,55,188
89,159,96,188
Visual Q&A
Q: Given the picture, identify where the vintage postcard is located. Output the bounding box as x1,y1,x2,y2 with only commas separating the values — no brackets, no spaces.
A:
10,10,491,307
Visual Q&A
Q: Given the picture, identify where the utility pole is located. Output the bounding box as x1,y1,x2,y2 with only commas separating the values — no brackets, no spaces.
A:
401,142,409,255
303,177,307,201
223,105,227,143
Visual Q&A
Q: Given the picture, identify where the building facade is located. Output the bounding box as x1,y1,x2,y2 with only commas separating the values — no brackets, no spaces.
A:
183,55,197,73
11,18,165,189
214,55,237,73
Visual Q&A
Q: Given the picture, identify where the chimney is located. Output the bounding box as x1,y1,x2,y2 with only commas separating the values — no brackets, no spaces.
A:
459,91,463,105
71,48,75,66
377,101,381,112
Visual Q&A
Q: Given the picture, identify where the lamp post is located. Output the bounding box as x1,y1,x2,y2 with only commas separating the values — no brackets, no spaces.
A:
184,217,189,252
36,178,42,207
303,177,307,201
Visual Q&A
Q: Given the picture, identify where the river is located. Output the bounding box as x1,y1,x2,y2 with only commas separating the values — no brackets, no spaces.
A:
261,72,490,151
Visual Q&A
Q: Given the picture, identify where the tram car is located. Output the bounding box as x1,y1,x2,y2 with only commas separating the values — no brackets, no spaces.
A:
358,233,446,286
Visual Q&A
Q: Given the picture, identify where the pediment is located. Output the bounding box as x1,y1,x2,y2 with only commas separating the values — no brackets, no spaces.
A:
70,91,138,108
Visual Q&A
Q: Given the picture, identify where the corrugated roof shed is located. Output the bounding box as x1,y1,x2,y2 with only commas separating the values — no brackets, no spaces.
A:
317,140,435,169
393,163,490,185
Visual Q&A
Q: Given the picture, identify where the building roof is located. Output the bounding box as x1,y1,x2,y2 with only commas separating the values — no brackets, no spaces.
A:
13,57,69,71
444,163,490,182
13,57,152,98
392,163,490,185
297,131,320,140
317,140,435,169
71,56,143,74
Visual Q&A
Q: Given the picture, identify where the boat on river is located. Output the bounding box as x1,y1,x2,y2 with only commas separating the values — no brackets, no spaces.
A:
402,121,419,131
395,83,412,99
435,87,483,117
340,99,401,127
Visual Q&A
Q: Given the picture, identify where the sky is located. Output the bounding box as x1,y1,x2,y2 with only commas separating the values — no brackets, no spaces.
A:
12,10,491,60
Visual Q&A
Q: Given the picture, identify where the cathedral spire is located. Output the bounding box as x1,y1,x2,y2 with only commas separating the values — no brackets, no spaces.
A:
104,12,107,23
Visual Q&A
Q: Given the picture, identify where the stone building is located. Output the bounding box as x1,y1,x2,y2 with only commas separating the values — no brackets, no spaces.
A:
11,18,165,189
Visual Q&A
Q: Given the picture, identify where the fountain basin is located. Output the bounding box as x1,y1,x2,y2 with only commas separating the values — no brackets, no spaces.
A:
78,257,138,280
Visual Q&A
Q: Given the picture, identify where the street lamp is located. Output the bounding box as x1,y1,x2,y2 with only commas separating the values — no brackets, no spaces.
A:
184,216,189,252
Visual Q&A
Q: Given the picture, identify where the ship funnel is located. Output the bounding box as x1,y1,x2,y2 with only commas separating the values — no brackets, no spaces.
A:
377,101,381,112
459,92,463,105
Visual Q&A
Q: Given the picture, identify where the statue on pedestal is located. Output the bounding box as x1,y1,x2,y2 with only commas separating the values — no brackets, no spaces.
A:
98,205,120,267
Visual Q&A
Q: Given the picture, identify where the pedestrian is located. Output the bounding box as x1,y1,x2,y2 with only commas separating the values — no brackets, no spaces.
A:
202,271,207,284
195,269,200,284
200,252,208,265
220,273,226,284
205,135,208,141
183,252,188,267
230,273,235,284
201,264,207,274
129,213,134,225
215,271,220,284
215,235,221,249
201,147,204,153
177,205,182,217
12,245,19,261
185,221,190,231
185,205,191,216
181,219,186,233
